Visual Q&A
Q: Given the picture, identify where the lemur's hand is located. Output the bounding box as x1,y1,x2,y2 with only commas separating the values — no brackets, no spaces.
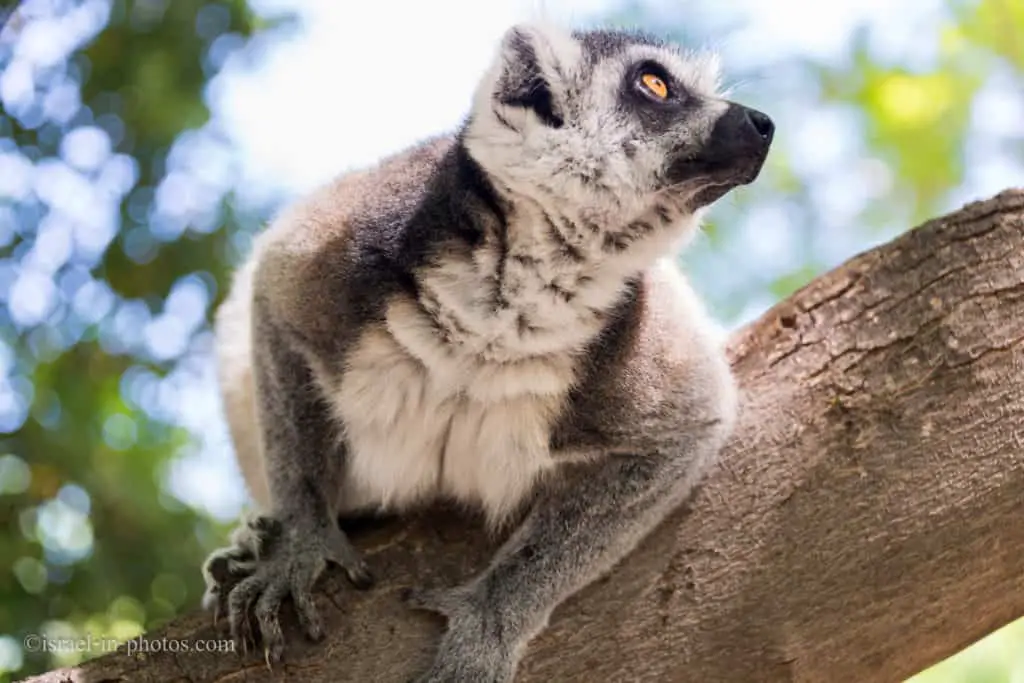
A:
404,583,516,683
202,512,373,662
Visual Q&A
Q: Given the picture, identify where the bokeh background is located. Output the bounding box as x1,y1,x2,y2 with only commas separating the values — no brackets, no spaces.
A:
1,0,1022,680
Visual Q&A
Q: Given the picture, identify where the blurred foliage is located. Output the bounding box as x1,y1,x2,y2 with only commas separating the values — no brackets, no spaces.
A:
0,0,293,679
0,0,1021,682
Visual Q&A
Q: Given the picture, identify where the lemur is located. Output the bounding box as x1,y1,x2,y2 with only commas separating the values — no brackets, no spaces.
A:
201,22,774,683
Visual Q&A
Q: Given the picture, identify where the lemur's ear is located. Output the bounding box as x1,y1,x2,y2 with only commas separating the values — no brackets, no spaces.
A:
493,23,580,129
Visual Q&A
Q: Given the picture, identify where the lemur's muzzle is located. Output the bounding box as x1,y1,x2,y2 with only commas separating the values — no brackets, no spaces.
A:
706,102,774,180
665,102,775,206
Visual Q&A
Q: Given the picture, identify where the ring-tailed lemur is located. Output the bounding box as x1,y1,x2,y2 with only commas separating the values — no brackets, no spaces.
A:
202,22,773,682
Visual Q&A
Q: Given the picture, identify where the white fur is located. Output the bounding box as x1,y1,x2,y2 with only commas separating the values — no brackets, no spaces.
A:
332,296,573,527
214,257,270,507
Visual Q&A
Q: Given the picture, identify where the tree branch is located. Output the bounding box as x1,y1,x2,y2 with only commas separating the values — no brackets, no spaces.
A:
27,188,1024,683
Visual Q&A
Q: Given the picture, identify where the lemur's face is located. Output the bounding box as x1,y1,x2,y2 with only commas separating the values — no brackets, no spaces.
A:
465,24,774,223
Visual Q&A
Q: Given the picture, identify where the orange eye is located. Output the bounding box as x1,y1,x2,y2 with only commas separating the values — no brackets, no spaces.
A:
641,73,668,99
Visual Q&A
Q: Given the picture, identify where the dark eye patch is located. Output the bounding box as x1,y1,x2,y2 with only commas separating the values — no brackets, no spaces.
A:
620,60,695,132
629,60,682,103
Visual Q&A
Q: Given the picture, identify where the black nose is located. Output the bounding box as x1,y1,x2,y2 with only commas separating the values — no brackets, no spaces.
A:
746,108,774,141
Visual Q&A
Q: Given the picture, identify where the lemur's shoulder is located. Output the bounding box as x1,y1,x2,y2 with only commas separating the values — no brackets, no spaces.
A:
253,134,455,293
552,258,735,454
241,134,456,345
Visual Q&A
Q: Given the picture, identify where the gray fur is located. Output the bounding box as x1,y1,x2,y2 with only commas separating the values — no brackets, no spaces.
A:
202,21,773,681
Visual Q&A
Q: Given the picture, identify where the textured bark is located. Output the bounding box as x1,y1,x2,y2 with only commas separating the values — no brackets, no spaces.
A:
27,189,1024,683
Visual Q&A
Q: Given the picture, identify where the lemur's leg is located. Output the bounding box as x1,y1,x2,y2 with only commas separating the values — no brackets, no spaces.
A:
201,294,371,661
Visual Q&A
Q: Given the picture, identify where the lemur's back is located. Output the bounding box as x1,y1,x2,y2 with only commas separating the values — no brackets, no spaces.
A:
214,135,456,507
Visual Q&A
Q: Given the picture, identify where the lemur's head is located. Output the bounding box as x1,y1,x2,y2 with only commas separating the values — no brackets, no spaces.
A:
464,23,773,227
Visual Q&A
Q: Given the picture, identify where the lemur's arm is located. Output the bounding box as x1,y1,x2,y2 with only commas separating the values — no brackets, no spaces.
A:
408,371,736,683
202,282,371,660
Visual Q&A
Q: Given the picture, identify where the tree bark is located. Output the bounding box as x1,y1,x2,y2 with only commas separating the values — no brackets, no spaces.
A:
26,189,1024,683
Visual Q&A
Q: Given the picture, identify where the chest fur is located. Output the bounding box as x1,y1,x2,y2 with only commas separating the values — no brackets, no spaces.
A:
325,205,653,524
329,297,578,525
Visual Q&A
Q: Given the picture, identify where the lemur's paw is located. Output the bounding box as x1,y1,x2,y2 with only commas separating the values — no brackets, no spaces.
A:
201,513,281,621
404,582,516,683
408,621,515,683
201,513,373,663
